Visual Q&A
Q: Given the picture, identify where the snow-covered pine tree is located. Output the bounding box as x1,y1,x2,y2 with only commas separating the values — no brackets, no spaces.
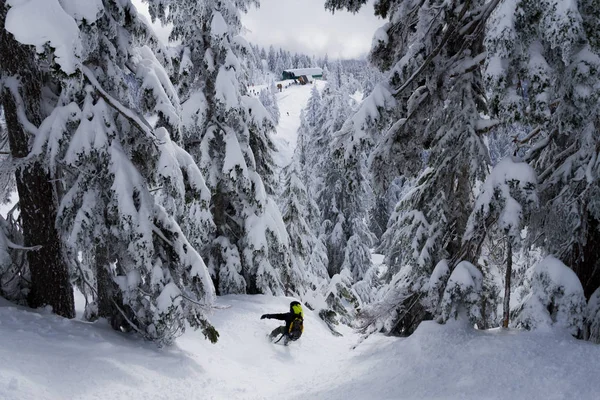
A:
322,268,361,326
485,0,600,300
299,86,324,190
463,157,538,327
305,85,322,129
258,86,280,125
146,0,294,296
302,70,381,323
330,82,396,280
267,45,277,73
292,108,329,282
312,80,357,277
6,0,218,345
327,0,501,335
0,0,75,317
280,159,327,294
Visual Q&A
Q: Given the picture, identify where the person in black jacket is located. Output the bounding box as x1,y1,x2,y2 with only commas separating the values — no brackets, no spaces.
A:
261,301,303,341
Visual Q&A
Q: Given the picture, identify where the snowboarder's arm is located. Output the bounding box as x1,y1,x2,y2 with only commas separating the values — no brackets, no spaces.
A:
260,313,288,321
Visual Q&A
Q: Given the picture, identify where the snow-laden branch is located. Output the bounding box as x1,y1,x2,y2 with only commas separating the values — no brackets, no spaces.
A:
4,77,39,136
392,0,502,97
392,0,473,96
538,141,578,182
81,65,159,145
6,241,42,251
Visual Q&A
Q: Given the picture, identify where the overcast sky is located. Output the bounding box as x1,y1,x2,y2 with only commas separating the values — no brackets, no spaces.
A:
242,0,382,59
132,0,382,60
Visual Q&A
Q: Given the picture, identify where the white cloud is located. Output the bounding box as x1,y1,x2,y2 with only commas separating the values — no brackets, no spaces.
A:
242,0,382,59
131,0,382,59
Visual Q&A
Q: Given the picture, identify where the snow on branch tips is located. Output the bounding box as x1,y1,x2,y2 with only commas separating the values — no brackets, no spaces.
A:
81,66,160,145
5,0,82,75
513,256,586,336
464,157,538,247
441,261,483,325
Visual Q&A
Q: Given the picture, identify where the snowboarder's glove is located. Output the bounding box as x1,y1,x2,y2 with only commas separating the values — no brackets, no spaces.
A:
260,314,268,319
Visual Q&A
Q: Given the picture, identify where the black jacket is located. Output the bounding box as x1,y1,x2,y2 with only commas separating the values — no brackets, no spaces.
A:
262,312,297,332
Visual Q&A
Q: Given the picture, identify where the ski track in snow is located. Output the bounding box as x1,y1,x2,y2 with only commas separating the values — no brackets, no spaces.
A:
2,294,600,400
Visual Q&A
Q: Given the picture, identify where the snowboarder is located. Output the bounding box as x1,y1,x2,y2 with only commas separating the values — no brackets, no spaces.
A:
261,301,304,343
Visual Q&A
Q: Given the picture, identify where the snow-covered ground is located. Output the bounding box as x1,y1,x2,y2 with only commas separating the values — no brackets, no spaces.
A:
2,293,600,400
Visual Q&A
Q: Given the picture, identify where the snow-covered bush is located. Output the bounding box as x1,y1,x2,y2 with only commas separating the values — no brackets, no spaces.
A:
440,261,483,325
513,256,586,336
357,263,430,336
584,288,600,343
353,263,381,304
425,259,450,315
323,269,360,325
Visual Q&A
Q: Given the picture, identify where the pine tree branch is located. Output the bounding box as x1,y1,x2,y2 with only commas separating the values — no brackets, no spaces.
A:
392,0,474,96
387,292,424,334
5,241,42,251
392,0,502,97
517,126,543,146
3,77,39,136
81,65,161,146
151,224,174,247
524,129,555,163
537,141,578,182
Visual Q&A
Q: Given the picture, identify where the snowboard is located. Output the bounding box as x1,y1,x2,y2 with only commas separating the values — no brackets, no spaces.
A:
267,333,292,346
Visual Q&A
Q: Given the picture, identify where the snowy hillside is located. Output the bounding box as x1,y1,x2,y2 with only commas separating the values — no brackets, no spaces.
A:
1,294,600,400
251,80,327,168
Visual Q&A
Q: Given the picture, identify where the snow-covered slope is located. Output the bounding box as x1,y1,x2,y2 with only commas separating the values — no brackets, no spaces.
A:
270,81,326,168
1,294,600,400
0,295,353,400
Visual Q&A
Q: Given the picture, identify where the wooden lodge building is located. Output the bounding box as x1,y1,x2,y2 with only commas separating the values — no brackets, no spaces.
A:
281,67,323,84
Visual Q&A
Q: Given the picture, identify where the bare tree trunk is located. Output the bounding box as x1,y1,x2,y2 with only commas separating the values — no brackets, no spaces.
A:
570,216,600,300
95,244,130,331
0,2,74,318
95,245,113,318
502,236,512,328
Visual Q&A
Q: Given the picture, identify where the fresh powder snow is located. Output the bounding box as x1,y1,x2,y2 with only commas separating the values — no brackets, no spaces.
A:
1,291,600,400
5,0,82,74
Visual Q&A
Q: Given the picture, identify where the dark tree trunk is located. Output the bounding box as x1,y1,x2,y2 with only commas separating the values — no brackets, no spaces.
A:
95,245,131,331
571,216,600,300
502,237,512,328
0,2,74,318
95,245,114,318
